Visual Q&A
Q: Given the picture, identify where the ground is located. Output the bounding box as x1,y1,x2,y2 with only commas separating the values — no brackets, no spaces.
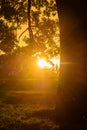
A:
0,79,86,130
0,79,59,130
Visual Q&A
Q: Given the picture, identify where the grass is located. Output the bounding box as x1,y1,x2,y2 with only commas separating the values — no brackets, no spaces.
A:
0,79,59,130
0,79,86,130
0,104,59,130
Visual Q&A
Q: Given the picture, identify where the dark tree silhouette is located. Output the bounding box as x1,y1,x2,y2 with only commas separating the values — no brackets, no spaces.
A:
0,0,59,78
0,0,27,54
55,0,87,125
0,0,59,56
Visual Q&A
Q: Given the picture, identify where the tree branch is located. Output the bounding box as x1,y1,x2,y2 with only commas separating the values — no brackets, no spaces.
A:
18,25,37,40
18,27,29,40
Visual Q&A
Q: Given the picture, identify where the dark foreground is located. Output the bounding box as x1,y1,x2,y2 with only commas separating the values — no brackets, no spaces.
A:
0,79,87,130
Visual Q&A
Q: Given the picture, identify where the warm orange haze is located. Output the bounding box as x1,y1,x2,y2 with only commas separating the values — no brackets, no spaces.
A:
0,0,87,129
37,56,60,70
0,0,61,130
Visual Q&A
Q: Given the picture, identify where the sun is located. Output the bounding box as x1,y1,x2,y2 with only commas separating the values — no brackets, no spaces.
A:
37,58,52,68
37,56,60,70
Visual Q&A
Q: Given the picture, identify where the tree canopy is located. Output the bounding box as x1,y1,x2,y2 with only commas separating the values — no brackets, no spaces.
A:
0,0,60,57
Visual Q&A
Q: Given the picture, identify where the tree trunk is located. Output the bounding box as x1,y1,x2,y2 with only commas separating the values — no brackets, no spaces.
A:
27,0,33,39
55,0,87,124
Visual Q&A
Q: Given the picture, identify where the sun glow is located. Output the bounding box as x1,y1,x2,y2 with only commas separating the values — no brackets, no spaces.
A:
38,59,52,68
50,58,60,68
37,56,60,70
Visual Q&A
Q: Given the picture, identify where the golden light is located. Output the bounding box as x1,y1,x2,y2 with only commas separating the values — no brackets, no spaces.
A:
37,56,60,70
37,58,52,68
50,58,60,68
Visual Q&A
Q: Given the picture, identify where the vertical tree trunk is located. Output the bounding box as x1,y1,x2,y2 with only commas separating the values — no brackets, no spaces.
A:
55,0,87,123
27,0,33,39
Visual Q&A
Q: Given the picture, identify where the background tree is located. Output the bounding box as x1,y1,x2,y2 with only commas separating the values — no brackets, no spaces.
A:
0,0,60,57
0,0,27,54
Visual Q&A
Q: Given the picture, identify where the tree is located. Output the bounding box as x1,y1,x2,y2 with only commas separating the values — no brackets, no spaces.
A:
55,0,87,124
0,0,27,54
0,0,60,57
23,0,60,57
0,0,60,79
0,20,16,53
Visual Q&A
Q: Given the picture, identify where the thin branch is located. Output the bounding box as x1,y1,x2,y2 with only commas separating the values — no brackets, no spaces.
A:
18,25,37,40
18,27,28,40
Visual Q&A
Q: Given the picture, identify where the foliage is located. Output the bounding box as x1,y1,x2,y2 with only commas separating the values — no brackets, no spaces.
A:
0,0,59,56
0,0,27,24
0,20,17,53
0,0,27,54
0,0,60,81
23,0,60,57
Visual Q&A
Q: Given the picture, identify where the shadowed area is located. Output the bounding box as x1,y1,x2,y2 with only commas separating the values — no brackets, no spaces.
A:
55,0,87,127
